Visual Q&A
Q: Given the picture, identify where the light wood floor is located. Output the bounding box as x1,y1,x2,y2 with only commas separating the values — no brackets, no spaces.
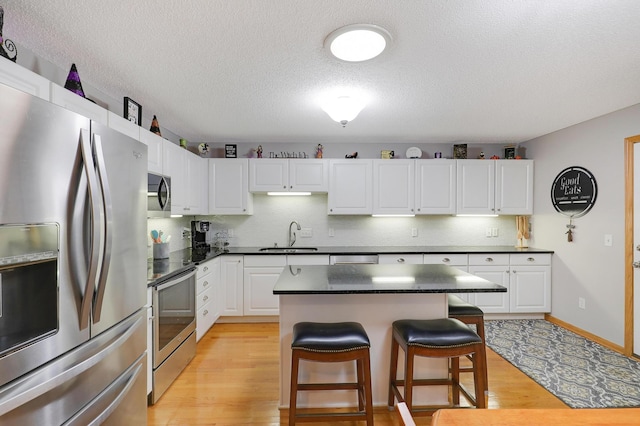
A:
147,322,567,425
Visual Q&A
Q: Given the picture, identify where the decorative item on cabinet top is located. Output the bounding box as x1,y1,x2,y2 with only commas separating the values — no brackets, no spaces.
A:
64,63,85,98
0,6,17,62
124,97,142,125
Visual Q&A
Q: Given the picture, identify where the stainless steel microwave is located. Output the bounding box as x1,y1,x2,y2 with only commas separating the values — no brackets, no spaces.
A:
148,173,171,217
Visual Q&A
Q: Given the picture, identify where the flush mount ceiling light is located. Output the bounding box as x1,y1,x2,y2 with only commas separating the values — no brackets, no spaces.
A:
321,96,365,127
325,24,391,62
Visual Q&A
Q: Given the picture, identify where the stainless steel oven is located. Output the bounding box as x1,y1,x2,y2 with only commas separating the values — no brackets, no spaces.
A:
150,266,197,404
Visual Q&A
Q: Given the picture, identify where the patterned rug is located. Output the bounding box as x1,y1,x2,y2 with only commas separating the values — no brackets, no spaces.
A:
484,319,640,408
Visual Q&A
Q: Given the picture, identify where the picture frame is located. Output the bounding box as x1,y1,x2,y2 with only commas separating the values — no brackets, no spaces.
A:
124,97,142,125
453,143,467,159
225,144,237,158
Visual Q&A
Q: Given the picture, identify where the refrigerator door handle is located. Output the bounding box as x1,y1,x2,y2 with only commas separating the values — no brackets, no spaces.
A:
0,313,142,417
91,134,113,323
79,129,101,330
62,355,144,426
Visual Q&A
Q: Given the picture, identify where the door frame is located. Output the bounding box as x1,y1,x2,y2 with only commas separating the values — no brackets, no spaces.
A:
624,135,640,356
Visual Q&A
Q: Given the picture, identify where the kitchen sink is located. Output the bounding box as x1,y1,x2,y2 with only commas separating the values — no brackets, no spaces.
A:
259,247,319,253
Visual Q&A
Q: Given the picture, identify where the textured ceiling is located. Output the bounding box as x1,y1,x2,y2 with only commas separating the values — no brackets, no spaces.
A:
3,1,640,145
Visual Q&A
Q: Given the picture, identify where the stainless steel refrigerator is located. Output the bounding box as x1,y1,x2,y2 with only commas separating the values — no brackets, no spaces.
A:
0,83,148,424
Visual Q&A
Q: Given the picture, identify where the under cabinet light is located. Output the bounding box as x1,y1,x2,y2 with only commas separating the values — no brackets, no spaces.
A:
372,214,416,218
267,192,312,196
455,214,499,217
372,276,415,284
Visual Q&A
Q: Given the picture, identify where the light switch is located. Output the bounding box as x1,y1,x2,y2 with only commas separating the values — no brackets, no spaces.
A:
604,234,613,247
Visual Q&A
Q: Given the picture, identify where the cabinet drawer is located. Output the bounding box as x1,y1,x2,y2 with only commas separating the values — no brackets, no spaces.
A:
196,284,214,311
379,254,424,264
244,255,286,267
509,253,551,266
287,255,329,266
423,254,468,265
468,254,510,266
196,274,213,295
196,300,214,341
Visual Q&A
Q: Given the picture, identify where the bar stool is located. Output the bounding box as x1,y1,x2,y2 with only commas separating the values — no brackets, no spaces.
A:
289,321,373,425
447,294,488,394
388,318,487,416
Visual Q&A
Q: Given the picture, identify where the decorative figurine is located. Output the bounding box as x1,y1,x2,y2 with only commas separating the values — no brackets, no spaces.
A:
0,7,17,62
345,152,358,159
64,63,85,98
198,143,210,156
316,144,323,159
150,115,162,136
257,145,263,158
478,152,485,159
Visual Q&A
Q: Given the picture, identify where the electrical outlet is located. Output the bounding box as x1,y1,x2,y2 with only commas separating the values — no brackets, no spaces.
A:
578,297,586,310
604,234,613,247
485,228,492,237
492,228,499,237
300,228,313,238
411,228,418,237
328,228,335,237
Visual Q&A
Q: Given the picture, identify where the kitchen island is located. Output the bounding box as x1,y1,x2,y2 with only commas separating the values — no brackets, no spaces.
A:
273,263,506,409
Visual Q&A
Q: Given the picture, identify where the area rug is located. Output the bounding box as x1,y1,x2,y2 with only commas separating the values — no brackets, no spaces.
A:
484,319,640,408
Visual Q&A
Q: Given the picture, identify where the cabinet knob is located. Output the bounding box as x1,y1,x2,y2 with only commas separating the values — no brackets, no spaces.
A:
203,295,209,302
283,185,286,189
203,280,209,287
485,257,494,262
442,257,450,263
397,258,405,263
203,266,208,272
527,257,535,262
203,310,209,316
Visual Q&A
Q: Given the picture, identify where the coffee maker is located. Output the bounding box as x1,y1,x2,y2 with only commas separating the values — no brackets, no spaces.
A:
191,220,211,253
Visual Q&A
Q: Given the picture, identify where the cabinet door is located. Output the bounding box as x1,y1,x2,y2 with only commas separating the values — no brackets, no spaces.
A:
290,159,328,192
415,160,456,214
209,159,253,215
220,256,244,316
0,60,50,100
373,159,415,215
328,159,373,215
510,265,551,313
186,154,207,215
495,160,534,215
249,159,288,192
139,130,164,174
243,266,283,315
287,255,329,265
468,265,510,313
163,141,187,214
456,160,495,215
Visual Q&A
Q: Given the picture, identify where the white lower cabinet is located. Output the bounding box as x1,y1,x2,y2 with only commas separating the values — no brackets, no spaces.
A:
243,255,285,316
468,253,551,314
220,255,244,316
196,258,220,341
146,288,153,396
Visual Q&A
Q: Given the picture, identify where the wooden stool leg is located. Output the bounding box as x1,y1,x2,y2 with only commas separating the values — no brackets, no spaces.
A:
357,358,365,411
473,344,488,409
289,350,300,426
362,349,374,426
476,317,489,396
451,355,460,405
388,336,400,407
404,346,415,412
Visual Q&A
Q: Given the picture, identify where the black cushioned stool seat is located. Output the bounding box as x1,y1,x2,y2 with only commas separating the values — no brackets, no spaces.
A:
289,322,373,425
447,295,488,395
388,318,487,417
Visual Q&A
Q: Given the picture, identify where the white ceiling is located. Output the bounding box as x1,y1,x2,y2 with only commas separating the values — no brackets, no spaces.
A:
3,1,640,145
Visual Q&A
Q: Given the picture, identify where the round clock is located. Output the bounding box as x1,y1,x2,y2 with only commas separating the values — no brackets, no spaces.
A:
406,147,422,159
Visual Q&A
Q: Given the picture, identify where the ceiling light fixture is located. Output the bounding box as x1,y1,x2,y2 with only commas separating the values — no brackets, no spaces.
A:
325,24,391,62
321,96,365,127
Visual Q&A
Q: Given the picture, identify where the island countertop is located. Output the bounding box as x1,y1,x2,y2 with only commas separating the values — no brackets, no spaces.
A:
273,263,507,295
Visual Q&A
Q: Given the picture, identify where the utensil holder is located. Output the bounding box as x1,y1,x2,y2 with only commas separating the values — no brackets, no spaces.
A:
153,243,169,259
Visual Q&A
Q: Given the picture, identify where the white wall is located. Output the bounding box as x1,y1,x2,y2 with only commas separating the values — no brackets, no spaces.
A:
522,103,640,346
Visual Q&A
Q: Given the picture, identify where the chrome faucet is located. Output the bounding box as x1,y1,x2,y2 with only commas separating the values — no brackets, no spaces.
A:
288,221,301,247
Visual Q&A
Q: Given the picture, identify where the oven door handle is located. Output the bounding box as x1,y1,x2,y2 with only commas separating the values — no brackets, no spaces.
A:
155,268,197,291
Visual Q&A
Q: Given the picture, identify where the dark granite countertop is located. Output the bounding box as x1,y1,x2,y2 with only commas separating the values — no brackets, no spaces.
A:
147,245,552,287
273,263,507,295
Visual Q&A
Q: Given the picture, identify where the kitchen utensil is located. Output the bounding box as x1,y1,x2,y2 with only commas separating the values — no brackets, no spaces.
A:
151,230,159,243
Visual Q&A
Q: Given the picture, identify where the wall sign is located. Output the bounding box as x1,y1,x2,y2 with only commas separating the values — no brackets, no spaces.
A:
550,166,598,218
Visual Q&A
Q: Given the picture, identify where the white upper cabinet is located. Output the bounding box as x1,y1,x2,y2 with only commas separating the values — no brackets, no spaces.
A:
139,130,164,174
328,159,373,215
209,158,253,215
163,141,207,215
50,83,108,124
0,60,50,100
456,160,496,215
456,159,533,215
249,159,328,193
415,160,456,215
373,159,415,215
495,160,534,215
